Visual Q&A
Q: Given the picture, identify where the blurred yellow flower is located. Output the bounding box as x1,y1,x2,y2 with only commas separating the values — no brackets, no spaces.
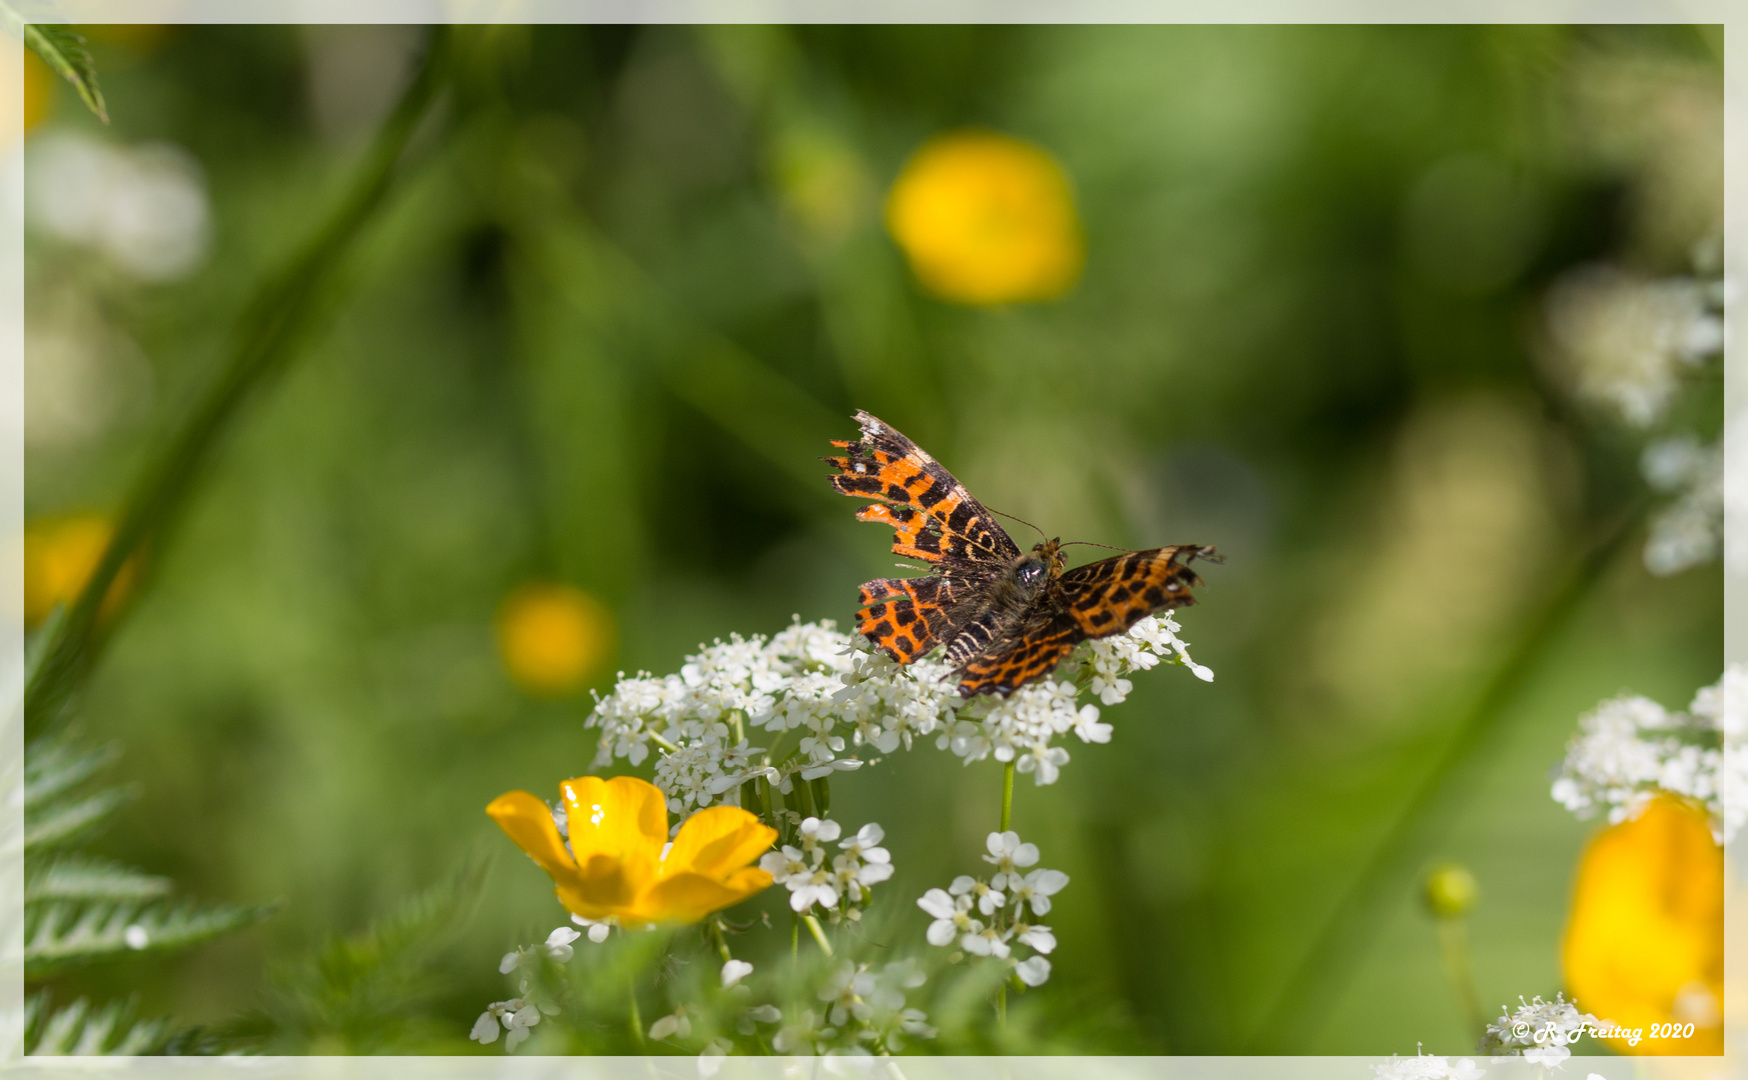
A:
23,50,53,131
23,513,130,627
495,582,613,696
885,130,1084,305
1563,795,1722,1055
488,775,776,925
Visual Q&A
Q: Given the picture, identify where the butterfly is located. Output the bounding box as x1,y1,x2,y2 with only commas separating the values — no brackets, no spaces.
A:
826,410,1220,696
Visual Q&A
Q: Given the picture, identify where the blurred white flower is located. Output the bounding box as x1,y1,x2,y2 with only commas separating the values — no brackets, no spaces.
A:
698,1036,733,1078
1544,264,1721,428
1014,956,1052,987
28,131,212,281
720,959,754,988
649,1005,692,1041
1641,434,1722,576
569,913,613,943
1374,1052,1486,1080
469,997,552,1053
1551,667,1743,842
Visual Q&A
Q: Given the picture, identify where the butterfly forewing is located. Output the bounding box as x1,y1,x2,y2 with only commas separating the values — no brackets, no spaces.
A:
825,411,1020,570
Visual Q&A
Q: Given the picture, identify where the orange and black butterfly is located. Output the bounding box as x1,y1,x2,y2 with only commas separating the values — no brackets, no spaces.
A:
826,410,1220,697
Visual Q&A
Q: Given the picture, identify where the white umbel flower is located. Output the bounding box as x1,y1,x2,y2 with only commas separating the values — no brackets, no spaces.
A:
1551,668,1743,842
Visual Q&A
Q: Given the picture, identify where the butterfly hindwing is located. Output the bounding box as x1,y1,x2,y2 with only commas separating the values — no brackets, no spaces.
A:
954,614,1081,697
856,576,956,663
826,411,1020,569
1057,546,1215,639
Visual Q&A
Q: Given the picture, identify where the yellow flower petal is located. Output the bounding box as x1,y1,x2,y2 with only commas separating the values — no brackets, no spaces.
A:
641,869,773,925
1563,795,1722,1055
561,775,667,865
663,806,778,879
486,791,576,880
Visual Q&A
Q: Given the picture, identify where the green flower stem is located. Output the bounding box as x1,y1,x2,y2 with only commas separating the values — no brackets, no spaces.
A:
709,917,733,964
803,913,833,957
627,982,645,1049
1248,503,1642,1051
22,28,454,737
1000,761,1016,832
1436,916,1486,1041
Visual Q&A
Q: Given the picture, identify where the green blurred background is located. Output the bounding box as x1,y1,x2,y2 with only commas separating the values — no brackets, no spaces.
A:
22,23,1721,1054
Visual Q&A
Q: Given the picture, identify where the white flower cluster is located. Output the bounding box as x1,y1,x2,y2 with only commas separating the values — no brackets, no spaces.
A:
771,960,936,1058
1642,434,1723,577
469,925,581,1051
587,613,1211,806
1544,263,1723,428
917,831,1067,988
1550,666,1746,843
759,818,893,923
1373,1050,1486,1080
27,131,213,282
1480,994,1603,1070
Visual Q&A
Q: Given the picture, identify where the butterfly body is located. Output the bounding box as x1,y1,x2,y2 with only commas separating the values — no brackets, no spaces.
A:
827,411,1220,697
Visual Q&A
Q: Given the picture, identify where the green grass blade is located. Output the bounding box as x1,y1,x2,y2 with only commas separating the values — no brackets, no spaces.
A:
21,26,454,739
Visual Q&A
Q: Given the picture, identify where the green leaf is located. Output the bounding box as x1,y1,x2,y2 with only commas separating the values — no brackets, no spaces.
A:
23,786,131,854
0,3,107,123
28,854,171,902
26,899,278,978
24,737,119,809
26,992,169,1055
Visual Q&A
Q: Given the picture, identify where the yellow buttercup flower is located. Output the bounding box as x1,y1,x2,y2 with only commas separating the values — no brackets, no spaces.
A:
495,582,614,696
488,775,776,925
885,129,1084,305
23,513,131,627
1563,795,1722,1055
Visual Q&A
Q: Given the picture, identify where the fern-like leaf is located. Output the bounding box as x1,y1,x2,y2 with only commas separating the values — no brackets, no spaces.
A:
25,992,169,1055
26,899,277,978
0,1,107,122
24,738,119,808
23,786,131,855
28,854,171,902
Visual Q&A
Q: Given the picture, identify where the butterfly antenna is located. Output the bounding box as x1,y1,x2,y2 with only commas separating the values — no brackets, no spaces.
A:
988,507,1048,543
1060,540,1139,553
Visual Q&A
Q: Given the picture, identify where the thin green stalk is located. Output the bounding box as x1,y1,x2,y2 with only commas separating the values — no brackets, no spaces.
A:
790,915,800,965
1436,917,1485,1041
1248,505,1641,1051
709,917,733,964
803,913,833,957
999,761,1015,832
628,982,644,1049
22,29,453,737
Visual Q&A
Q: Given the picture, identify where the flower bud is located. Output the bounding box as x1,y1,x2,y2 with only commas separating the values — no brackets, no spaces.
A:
1422,863,1478,918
